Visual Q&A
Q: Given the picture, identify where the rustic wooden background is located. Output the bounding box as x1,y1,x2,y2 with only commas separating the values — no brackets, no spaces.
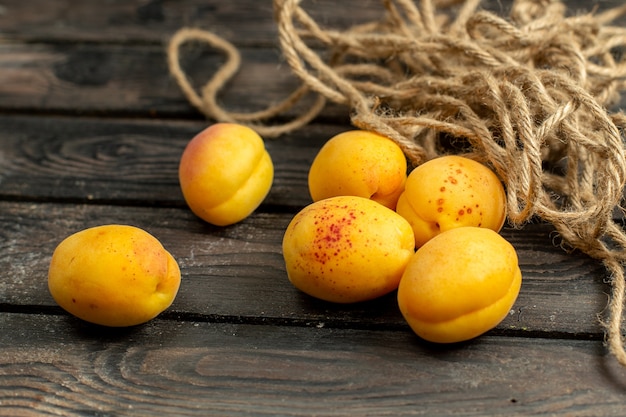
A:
1,0,626,415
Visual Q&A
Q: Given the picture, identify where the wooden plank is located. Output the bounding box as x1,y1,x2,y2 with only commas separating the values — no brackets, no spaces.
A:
0,0,535,45
0,200,614,337
1,312,625,416
1,1,624,119
0,43,348,120
1,0,622,45
0,115,348,208
0,0,387,45
3,114,625,218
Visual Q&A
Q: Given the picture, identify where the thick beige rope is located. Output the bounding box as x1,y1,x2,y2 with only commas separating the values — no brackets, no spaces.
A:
168,0,626,365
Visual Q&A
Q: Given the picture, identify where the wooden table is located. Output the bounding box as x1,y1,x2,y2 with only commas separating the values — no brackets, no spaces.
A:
2,1,626,415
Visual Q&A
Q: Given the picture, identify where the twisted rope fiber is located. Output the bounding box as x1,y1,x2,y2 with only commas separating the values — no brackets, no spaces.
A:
168,0,626,364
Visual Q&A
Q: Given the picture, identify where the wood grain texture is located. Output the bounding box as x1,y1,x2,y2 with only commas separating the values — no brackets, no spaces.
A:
0,43,342,120
0,0,385,45
0,115,344,207
0,1,624,119
2,114,624,216
0,0,621,45
0,200,613,337
2,313,626,417
2,0,626,414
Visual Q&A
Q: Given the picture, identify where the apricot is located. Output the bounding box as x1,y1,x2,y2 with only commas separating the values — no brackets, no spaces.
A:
48,225,181,327
308,130,407,209
397,227,521,343
396,155,506,248
179,123,274,226
282,195,415,303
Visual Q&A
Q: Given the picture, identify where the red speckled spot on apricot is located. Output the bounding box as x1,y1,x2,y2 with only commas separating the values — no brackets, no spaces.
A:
310,208,362,265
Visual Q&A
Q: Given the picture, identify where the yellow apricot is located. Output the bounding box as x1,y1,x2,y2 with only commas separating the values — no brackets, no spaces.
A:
48,225,181,327
308,130,407,210
396,155,506,248
282,195,415,303
397,227,522,343
179,123,274,226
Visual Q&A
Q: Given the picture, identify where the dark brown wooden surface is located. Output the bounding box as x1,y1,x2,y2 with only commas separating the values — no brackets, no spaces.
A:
1,1,626,416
